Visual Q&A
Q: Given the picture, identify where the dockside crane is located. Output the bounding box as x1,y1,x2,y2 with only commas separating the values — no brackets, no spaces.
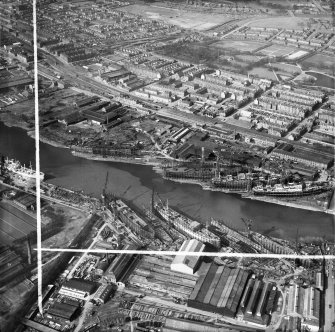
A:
101,171,112,207
241,218,253,237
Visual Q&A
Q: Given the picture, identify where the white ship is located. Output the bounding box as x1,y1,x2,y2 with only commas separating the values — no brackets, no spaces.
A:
4,158,45,181
252,182,327,197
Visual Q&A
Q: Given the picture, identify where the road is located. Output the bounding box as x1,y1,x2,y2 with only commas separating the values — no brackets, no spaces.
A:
74,298,94,332
324,258,335,332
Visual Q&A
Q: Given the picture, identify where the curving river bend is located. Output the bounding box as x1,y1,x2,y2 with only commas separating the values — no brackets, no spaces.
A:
1,121,334,242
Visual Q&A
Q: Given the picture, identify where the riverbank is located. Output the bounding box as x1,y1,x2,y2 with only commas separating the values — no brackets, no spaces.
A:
71,151,162,166
1,119,334,242
243,193,335,215
0,112,32,131
27,130,70,149
1,118,334,216
160,174,334,215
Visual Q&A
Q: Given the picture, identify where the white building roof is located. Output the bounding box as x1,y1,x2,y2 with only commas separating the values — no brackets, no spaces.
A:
171,239,205,275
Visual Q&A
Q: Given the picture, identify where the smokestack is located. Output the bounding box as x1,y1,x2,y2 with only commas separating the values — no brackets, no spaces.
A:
201,147,205,163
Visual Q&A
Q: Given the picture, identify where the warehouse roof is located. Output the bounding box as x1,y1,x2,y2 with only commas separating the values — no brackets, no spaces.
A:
189,264,250,315
171,239,205,272
48,302,78,321
62,278,97,294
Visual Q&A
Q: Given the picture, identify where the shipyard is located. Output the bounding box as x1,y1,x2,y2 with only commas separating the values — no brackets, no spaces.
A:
0,152,334,331
0,0,335,331
1,173,333,332
0,0,334,213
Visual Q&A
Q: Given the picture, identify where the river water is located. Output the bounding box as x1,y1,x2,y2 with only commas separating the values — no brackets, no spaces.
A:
0,121,334,242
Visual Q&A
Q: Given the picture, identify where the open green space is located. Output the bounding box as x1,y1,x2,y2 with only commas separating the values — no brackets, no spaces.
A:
213,40,267,52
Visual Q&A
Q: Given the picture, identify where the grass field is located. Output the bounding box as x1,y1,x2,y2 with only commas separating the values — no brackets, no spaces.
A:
119,4,233,30
242,16,309,29
302,53,335,68
248,66,278,80
270,62,301,74
301,53,335,76
258,44,297,57
213,40,267,52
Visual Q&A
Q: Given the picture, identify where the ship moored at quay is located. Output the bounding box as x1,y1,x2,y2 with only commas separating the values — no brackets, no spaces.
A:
252,182,330,197
162,165,330,198
3,157,45,181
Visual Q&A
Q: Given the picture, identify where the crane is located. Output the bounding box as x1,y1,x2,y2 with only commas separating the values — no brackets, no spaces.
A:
241,218,253,237
101,171,109,206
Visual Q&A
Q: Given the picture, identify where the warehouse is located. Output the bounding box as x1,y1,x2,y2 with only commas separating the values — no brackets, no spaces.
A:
13,193,36,210
170,239,205,275
74,95,99,108
106,243,139,283
240,279,277,327
163,317,244,332
58,111,86,126
271,145,333,169
59,278,97,300
48,302,79,321
94,284,115,304
188,264,250,317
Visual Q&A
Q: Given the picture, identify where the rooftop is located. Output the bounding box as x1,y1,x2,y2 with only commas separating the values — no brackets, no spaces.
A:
62,278,97,294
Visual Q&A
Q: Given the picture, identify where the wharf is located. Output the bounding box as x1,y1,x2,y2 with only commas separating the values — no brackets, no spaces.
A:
71,151,161,166
243,194,334,215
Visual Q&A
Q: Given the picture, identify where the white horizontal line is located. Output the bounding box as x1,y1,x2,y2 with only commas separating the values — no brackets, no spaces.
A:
37,248,335,260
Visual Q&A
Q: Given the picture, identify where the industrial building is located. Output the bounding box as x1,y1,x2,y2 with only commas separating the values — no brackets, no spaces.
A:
286,284,320,330
188,264,250,317
59,278,97,300
238,277,278,327
170,239,205,275
271,143,334,169
105,243,139,283
162,318,245,332
47,302,79,322
128,255,197,300
93,284,115,304
13,193,36,210
74,95,99,108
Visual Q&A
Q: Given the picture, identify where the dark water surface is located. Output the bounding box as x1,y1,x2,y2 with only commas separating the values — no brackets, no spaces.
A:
0,121,334,242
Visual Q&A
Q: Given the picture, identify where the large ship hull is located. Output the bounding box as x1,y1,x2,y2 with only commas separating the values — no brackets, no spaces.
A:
153,202,220,248
253,186,328,197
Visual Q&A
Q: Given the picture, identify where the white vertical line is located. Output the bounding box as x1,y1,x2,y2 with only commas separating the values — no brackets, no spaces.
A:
32,0,43,315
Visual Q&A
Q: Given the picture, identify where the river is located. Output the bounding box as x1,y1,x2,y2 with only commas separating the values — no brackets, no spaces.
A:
0,121,334,242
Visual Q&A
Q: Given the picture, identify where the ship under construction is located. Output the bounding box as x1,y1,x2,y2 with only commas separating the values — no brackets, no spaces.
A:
151,193,221,248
